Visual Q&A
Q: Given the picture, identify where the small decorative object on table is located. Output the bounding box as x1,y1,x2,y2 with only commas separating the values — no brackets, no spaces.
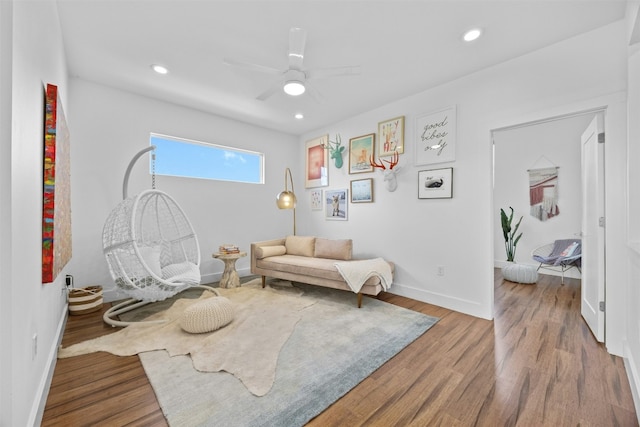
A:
218,243,240,254
213,249,247,288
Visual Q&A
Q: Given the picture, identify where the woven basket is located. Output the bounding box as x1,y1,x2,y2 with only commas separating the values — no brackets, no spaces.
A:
68,286,103,315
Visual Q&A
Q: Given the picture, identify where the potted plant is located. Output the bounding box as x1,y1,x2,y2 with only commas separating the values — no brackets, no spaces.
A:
500,206,523,262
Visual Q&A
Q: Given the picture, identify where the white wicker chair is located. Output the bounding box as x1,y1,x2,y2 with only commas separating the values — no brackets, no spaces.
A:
102,146,214,326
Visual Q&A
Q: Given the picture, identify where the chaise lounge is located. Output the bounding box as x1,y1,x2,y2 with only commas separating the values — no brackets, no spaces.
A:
250,235,394,307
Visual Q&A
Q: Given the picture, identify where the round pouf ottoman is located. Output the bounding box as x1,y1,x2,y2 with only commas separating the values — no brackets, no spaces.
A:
502,263,538,284
180,293,234,334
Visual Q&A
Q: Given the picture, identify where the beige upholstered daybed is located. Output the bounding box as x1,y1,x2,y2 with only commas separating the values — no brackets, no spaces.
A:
250,235,394,307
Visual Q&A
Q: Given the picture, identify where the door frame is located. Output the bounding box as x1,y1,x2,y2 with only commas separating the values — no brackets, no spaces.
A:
488,91,627,355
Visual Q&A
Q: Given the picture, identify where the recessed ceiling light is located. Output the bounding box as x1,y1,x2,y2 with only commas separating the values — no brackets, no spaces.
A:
294,113,304,119
151,64,169,75
463,28,482,42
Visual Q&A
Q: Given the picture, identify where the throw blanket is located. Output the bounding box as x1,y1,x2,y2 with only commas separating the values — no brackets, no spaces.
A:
334,258,393,293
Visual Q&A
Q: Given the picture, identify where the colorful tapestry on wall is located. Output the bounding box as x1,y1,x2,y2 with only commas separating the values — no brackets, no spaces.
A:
529,167,559,222
42,83,72,283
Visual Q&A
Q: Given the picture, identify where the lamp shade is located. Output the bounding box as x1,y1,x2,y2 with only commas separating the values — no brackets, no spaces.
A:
276,191,296,209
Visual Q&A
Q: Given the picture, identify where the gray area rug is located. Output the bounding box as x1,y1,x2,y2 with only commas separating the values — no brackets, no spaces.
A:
132,279,439,426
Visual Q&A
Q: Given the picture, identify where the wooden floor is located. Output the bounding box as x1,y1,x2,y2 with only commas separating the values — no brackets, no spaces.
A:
43,271,638,426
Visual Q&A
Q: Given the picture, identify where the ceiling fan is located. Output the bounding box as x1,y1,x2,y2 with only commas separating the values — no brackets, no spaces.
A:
224,27,361,101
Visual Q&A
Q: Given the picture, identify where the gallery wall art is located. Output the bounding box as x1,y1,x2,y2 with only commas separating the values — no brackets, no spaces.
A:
415,105,456,165
349,133,375,174
418,168,453,199
42,83,72,283
305,135,329,188
325,189,348,220
378,116,404,156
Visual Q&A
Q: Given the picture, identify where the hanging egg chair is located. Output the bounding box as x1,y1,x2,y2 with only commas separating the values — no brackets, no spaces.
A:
102,146,214,327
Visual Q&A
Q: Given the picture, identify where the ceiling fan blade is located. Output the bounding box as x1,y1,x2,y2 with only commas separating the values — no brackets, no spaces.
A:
308,65,361,80
256,82,282,101
288,27,307,70
223,57,281,75
304,82,325,104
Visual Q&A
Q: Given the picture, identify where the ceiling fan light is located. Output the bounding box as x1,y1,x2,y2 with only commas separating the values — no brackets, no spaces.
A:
283,80,305,96
463,28,482,42
151,64,169,74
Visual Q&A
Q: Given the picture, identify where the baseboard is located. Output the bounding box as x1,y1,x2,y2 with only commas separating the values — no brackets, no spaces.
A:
29,303,68,427
389,282,492,320
623,341,640,424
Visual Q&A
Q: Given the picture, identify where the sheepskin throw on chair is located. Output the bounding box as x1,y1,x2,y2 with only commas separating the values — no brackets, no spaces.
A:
529,166,559,221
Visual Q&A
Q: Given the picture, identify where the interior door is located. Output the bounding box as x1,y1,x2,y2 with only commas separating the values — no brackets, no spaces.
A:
580,114,605,342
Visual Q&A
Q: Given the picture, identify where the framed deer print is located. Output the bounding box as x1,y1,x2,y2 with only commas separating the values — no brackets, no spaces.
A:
349,133,375,174
378,116,404,156
415,106,456,165
305,135,329,188
325,189,348,220
418,167,453,199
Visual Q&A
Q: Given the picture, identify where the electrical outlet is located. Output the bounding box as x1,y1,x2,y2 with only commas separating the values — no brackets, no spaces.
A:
437,266,445,276
65,274,74,288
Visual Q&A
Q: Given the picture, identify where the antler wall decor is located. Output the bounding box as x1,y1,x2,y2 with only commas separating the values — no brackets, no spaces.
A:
322,134,345,169
370,151,401,192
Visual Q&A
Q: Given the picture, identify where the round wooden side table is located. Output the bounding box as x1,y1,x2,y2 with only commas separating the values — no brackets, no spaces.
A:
212,251,247,288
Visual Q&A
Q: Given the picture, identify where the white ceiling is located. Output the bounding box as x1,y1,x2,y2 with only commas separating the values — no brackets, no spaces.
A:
56,0,628,136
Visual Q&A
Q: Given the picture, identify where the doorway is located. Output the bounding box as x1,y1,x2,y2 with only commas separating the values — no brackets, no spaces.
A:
492,109,605,341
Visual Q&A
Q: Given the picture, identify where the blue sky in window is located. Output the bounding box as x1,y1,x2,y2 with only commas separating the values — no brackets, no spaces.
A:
150,135,262,184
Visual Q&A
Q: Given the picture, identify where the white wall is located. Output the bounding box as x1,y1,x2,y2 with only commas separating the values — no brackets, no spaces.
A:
298,21,627,322
1,1,70,426
625,0,640,414
0,1,14,423
493,114,593,278
67,79,298,301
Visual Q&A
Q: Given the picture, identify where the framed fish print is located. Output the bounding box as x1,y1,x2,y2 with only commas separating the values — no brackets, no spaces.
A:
418,168,453,199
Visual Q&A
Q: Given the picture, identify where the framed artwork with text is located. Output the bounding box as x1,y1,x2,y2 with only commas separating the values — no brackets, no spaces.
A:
415,106,456,165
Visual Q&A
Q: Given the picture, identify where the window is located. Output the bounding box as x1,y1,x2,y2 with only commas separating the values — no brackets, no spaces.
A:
150,133,264,184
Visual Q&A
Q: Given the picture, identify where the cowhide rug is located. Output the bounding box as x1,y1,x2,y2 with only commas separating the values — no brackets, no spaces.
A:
58,280,315,396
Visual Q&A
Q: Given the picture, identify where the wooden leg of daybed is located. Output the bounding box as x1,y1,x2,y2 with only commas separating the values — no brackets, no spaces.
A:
357,293,363,308
261,276,266,288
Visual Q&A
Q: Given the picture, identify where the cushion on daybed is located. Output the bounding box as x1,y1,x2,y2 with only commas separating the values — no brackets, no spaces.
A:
314,238,352,260
255,245,287,259
285,236,315,257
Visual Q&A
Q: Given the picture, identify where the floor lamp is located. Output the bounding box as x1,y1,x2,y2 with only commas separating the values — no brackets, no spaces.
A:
276,167,297,235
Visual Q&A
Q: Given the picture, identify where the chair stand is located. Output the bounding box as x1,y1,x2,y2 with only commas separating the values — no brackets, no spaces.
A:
536,263,581,285
103,284,218,327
